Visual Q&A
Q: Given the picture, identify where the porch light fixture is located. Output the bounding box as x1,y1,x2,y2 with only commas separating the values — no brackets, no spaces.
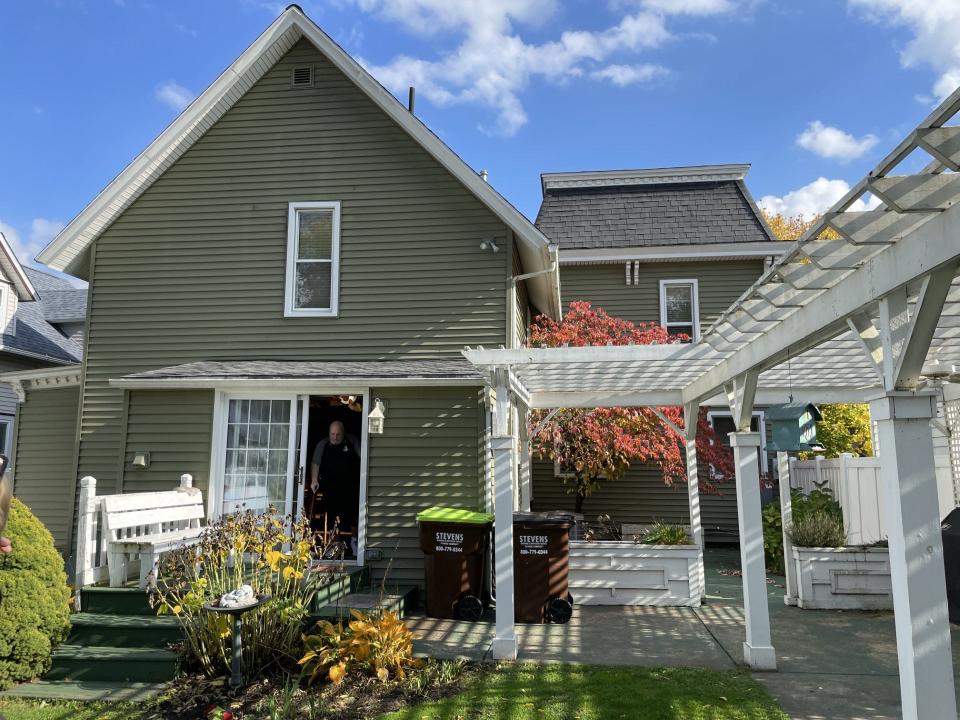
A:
368,398,387,435
131,451,151,469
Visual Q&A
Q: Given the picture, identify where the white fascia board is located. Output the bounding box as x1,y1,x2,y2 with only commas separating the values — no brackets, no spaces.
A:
559,242,787,264
0,364,82,382
682,200,960,405
703,386,882,406
527,390,684,408
0,346,79,365
109,376,484,390
541,164,750,194
0,233,38,301
37,7,560,317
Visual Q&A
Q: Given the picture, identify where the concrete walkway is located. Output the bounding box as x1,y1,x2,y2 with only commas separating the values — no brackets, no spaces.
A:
405,546,960,720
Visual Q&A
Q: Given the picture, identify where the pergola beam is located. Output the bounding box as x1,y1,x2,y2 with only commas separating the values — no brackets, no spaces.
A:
682,200,960,404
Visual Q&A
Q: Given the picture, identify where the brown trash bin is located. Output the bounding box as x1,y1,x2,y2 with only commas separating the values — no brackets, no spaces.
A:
417,506,494,620
513,512,574,624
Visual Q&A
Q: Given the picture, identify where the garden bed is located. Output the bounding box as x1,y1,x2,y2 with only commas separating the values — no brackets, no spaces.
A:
793,546,892,610
569,540,701,606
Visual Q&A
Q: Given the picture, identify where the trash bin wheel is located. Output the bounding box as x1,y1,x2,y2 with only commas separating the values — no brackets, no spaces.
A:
545,594,573,624
454,593,484,621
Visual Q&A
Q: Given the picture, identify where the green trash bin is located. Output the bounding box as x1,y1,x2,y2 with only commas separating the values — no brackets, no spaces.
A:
417,506,493,620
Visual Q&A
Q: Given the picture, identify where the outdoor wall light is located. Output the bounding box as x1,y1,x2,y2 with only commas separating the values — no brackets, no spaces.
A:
479,238,499,253
131,451,151,469
368,399,387,435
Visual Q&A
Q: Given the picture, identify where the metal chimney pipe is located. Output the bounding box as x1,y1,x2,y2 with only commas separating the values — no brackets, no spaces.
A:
408,86,416,113
480,170,489,182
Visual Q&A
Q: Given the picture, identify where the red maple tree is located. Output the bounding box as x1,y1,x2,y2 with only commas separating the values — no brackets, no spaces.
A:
529,301,735,513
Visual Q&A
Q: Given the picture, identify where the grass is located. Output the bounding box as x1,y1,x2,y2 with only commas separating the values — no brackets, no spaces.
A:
379,665,788,720
0,666,789,719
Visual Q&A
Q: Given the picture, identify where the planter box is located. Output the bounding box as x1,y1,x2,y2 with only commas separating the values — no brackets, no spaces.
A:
568,540,701,606
793,546,892,610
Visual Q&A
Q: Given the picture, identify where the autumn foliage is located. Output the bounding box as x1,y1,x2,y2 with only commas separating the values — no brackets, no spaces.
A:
528,301,735,513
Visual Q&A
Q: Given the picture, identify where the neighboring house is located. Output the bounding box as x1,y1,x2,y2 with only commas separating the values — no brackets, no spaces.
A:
0,233,84,463
6,7,560,578
530,166,786,539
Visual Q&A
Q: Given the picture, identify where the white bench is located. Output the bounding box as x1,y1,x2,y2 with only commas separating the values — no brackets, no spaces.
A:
101,477,206,588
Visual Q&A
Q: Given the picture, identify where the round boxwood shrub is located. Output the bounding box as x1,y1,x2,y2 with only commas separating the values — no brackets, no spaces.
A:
0,497,71,688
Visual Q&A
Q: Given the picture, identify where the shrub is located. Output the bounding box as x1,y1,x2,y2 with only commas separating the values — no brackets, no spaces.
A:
762,502,784,575
637,521,689,545
300,609,422,685
0,498,71,689
151,509,325,680
790,511,846,548
764,484,845,573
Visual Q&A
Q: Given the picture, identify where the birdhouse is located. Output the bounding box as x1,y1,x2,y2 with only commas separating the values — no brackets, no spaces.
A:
766,402,823,453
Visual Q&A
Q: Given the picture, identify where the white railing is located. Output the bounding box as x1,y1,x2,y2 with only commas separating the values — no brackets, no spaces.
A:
74,473,196,601
789,455,884,545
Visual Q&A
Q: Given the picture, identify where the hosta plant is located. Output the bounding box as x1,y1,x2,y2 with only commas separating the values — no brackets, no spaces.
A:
300,609,422,685
151,508,326,679
637,521,690,545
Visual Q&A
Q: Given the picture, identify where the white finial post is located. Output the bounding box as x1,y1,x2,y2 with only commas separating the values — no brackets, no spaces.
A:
75,476,99,600
180,473,193,490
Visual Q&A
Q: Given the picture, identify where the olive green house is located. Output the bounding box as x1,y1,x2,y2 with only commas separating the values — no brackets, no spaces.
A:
531,166,787,539
8,6,560,584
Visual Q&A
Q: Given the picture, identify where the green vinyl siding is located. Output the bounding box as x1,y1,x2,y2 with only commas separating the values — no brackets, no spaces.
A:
0,355,43,416
121,390,214,497
559,260,764,332
365,386,485,587
11,384,81,553
76,38,511,486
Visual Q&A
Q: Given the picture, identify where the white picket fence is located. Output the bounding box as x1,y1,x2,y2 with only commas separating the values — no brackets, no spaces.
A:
788,455,884,545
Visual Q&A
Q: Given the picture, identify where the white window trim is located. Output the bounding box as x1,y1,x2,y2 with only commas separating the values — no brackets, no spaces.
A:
659,279,700,342
284,201,341,318
0,285,7,333
707,409,769,475
0,414,13,458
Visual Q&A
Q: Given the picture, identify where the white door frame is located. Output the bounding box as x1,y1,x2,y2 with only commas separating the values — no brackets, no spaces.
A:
208,386,371,566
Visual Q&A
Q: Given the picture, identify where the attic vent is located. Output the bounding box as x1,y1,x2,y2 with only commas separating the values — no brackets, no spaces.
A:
291,66,314,88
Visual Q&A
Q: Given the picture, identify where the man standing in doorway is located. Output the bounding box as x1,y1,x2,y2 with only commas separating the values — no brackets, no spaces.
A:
310,420,361,556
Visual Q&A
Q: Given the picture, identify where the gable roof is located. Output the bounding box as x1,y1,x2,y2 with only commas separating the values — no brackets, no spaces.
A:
24,268,87,323
0,233,37,301
536,165,777,252
37,5,560,317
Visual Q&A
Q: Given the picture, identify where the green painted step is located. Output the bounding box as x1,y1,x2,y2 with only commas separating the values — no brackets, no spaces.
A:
46,645,178,683
68,613,182,648
1,679,168,702
310,585,419,622
80,586,154,615
308,565,370,613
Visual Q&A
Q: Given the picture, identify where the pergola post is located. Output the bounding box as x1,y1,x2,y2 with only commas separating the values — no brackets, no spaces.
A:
683,402,704,599
518,405,532,512
870,391,956,720
490,369,518,660
778,451,798,605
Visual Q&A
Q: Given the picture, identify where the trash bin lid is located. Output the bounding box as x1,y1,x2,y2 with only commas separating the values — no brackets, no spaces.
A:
417,506,494,525
513,511,572,528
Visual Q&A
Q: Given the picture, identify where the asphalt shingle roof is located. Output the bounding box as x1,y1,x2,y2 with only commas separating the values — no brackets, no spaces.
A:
0,266,86,363
123,359,484,382
535,181,771,250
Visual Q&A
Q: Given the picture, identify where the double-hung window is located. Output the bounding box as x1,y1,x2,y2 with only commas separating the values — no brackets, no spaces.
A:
285,201,341,317
659,279,699,342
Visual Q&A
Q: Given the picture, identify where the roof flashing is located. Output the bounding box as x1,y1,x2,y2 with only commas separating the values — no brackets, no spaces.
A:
541,164,751,194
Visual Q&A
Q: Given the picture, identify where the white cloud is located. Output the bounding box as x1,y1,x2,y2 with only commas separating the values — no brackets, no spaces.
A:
796,120,879,160
849,0,960,101
759,177,882,219
350,0,731,135
155,81,195,112
0,218,65,265
591,63,669,86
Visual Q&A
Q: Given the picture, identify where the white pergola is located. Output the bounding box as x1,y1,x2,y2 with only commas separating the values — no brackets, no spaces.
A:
464,89,960,720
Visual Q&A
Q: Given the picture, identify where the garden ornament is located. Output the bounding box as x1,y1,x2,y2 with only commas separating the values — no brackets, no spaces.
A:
218,584,256,608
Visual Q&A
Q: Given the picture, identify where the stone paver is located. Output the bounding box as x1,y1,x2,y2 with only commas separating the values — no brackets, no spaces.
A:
407,546,960,719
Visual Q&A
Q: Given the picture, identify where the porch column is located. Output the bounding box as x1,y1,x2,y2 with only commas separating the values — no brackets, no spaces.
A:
491,435,517,660
731,431,776,670
518,406,532,512
683,402,704,599
870,391,956,720
778,452,798,605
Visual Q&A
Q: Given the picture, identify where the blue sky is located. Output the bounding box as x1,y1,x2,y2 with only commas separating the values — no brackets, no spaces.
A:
1,0,958,271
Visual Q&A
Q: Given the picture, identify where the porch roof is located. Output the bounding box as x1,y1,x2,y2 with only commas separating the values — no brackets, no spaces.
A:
110,359,485,389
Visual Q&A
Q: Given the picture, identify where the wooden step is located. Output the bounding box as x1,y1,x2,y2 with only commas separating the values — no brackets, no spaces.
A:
79,586,154,615
68,613,182,648
1,679,168,702
311,585,419,622
46,645,178,683
307,565,370,613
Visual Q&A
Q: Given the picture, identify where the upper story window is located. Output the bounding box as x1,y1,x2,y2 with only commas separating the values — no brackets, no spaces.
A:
659,279,699,342
285,201,341,317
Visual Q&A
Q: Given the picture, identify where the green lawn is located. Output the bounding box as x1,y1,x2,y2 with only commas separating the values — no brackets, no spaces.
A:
378,665,788,720
0,666,789,719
